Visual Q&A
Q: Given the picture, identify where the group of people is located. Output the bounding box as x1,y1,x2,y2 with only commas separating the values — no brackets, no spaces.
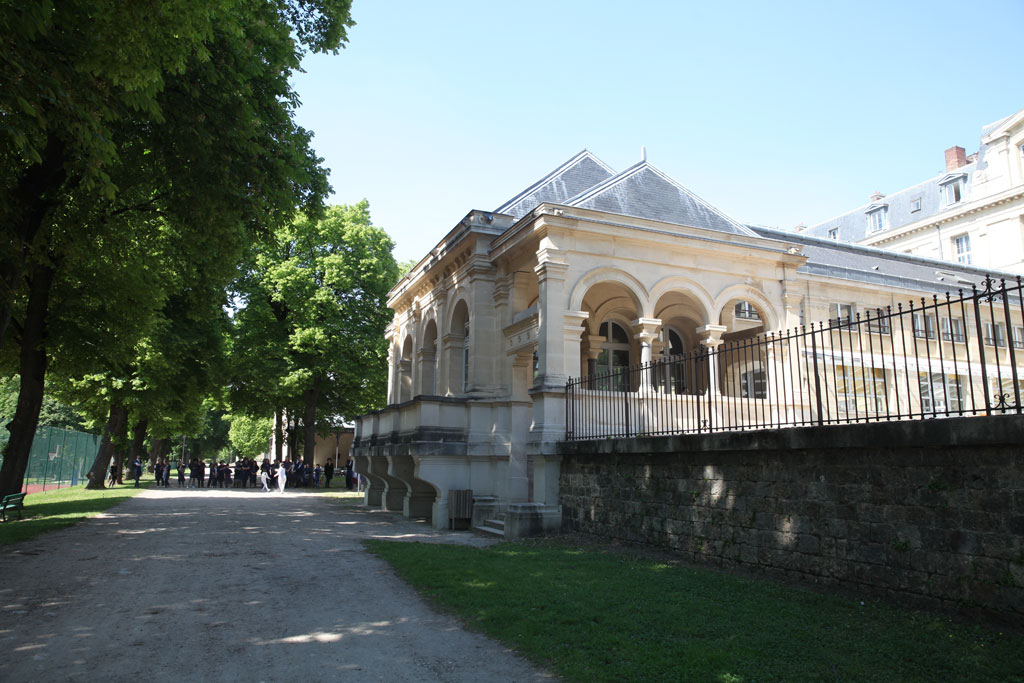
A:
146,456,359,493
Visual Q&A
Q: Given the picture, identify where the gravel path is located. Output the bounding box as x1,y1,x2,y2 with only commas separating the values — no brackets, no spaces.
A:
0,488,554,682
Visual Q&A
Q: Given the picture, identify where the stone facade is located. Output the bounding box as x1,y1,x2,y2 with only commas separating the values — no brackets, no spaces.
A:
352,150,1012,532
559,415,1024,627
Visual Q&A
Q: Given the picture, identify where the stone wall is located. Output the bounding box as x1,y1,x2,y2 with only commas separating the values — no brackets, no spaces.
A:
558,415,1024,627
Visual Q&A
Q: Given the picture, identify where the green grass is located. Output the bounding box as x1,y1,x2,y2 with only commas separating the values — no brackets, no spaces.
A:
366,538,1024,682
321,490,365,504
0,483,145,545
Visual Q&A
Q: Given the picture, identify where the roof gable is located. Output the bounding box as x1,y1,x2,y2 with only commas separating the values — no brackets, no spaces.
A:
566,162,757,237
495,150,614,220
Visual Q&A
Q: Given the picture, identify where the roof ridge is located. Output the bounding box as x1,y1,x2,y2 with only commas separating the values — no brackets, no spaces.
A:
494,150,614,215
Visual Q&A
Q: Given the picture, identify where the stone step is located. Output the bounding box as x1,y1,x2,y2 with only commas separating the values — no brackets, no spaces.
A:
474,516,505,537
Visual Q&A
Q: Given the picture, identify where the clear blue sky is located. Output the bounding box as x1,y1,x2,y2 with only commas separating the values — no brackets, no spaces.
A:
290,0,1024,264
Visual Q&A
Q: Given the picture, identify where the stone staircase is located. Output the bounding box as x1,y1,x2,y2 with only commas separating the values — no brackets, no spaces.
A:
475,513,505,537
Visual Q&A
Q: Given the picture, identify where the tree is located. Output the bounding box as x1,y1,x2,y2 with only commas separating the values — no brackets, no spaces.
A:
231,202,398,463
0,0,355,497
228,414,273,459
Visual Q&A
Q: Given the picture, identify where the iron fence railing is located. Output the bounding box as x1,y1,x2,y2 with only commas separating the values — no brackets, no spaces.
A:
566,276,1024,440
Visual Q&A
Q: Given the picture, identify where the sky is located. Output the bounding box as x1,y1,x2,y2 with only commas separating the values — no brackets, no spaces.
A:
290,0,1024,264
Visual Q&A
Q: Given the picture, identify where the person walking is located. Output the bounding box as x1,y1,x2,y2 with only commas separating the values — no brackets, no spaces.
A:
161,460,171,487
323,459,334,488
345,457,355,491
260,465,270,491
132,456,143,488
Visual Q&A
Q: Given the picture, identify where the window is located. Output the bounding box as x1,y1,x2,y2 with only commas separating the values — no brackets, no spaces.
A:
919,373,964,414
596,321,631,391
827,228,839,240
953,234,971,265
740,369,767,399
941,317,965,343
1014,326,1024,349
734,301,761,320
984,322,1005,347
837,365,887,413
865,309,891,335
910,198,922,213
868,208,887,233
912,313,936,340
942,179,963,206
829,303,853,327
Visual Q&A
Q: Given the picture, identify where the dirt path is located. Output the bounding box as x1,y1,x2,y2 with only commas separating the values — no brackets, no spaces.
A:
0,488,554,682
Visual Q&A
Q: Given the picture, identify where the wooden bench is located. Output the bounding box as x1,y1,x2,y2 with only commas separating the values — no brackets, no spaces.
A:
1,492,27,522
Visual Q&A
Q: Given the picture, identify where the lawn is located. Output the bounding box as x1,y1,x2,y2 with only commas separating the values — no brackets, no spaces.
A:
366,538,1023,682
0,483,145,545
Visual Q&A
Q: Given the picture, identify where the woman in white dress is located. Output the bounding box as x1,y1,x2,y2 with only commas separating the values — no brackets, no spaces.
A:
277,462,286,494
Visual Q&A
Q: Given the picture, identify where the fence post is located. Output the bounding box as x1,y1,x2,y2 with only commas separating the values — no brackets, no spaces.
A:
972,282,991,415
810,325,824,426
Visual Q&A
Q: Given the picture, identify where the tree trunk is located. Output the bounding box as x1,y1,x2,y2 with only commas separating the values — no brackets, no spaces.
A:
0,261,56,498
302,379,320,465
287,413,300,460
149,436,166,468
114,411,130,484
273,407,283,462
0,135,68,353
85,402,128,489
130,419,149,471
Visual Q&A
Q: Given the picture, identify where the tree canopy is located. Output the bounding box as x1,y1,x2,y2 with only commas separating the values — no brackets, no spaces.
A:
231,201,398,462
0,0,356,497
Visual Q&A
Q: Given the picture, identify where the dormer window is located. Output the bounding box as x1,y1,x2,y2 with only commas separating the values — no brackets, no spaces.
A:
867,207,887,233
910,198,922,213
827,228,839,240
939,172,967,207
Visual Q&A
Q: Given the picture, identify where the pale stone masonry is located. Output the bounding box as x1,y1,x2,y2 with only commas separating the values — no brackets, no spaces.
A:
352,147,1017,534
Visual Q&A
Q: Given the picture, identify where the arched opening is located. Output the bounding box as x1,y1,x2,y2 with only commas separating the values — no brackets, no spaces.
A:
653,290,710,395
718,298,770,398
399,335,414,402
420,319,438,395
580,279,644,389
448,300,470,395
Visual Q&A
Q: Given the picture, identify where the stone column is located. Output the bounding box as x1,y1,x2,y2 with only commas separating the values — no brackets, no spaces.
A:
529,247,572,448
698,324,727,395
416,348,436,396
385,341,397,404
632,318,662,391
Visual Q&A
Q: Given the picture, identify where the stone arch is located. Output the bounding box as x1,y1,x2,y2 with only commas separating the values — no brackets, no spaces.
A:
398,334,414,402
713,285,780,335
575,272,647,381
419,318,439,395
447,299,471,394
568,267,647,314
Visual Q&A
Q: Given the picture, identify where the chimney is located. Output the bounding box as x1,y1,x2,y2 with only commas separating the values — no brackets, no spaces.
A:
869,191,885,202
945,145,967,171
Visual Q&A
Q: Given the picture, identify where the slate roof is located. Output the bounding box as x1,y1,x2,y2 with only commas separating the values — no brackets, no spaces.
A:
495,150,614,220
749,224,998,294
565,162,758,237
802,161,977,243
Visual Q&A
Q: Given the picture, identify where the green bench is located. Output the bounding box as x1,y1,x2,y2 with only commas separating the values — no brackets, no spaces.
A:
1,492,27,522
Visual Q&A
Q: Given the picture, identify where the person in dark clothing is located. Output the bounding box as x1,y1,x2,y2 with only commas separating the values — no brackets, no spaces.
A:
323,459,334,488
345,457,355,491
132,457,143,487
177,459,187,488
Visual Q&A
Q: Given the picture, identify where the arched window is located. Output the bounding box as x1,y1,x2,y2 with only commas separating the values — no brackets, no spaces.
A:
661,328,686,394
597,321,631,391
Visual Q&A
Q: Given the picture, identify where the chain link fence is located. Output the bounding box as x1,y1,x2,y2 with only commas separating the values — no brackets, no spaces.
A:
0,425,101,493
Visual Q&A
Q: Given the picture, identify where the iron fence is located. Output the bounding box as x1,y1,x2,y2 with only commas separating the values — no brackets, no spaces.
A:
566,276,1024,440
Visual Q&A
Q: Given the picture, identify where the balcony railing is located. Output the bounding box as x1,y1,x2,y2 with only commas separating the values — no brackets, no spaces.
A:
566,276,1024,440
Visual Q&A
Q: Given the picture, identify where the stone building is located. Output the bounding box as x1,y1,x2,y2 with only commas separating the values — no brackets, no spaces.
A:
802,106,1024,273
352,150,1009,535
